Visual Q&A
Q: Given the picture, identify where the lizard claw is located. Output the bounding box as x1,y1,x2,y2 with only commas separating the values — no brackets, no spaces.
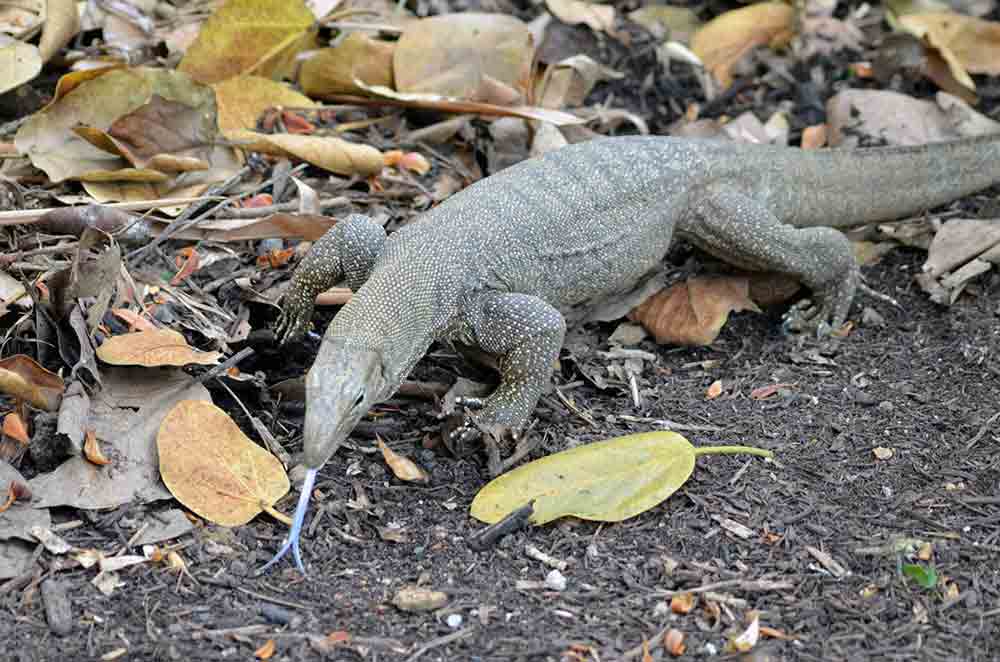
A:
275,296,315,345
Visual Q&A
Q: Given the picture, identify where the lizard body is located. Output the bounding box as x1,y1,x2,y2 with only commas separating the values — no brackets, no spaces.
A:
262,134,1000,573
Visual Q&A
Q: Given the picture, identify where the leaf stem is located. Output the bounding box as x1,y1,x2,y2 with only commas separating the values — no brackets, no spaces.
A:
261,502,293,526
693,445,774,459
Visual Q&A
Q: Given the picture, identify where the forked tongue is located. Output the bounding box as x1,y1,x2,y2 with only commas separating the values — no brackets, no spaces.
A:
257,468,318,575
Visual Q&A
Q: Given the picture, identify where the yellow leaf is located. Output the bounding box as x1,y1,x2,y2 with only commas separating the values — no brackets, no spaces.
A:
470,432,698,525
545,0,615,34
96,329,222,367
298,33,395,99
691,3,796,88
229,129,384,176
214,75,316,134
157,400,290,527
471,432,773,525
178,0,317,84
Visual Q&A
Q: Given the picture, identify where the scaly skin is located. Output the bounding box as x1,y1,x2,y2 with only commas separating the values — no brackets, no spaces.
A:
262,134,1000,573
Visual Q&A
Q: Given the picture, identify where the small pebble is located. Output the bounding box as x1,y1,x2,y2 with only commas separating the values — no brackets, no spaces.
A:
545,569,567,591
446,613,463,629
41,579,73,636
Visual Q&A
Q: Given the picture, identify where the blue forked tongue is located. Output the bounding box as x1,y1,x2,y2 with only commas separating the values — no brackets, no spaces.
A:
257,468,318,575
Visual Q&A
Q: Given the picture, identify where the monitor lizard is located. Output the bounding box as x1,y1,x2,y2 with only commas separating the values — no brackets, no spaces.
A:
260,134,1000,573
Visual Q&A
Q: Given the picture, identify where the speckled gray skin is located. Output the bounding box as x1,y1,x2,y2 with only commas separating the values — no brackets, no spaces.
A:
265,134,1000,571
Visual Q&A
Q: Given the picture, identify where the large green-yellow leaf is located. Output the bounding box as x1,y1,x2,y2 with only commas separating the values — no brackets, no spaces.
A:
471,432,774,525
471,432,696,524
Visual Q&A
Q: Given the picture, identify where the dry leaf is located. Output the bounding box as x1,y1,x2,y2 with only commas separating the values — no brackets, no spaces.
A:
671,593,696,614
546,0,616,34
394,14,533,104
801,124,828,149
377,437,429,483
228,129,384,176
297,33,395,98
2,413,29,444
873,446,894,460
392,586,448,612
664,628,686,656
255,639,276,660
691,3,796,88
383,150,431,174
0,354,65,411
178,0,317,84
0,37,42,96
728,612,760,652
899,12,1000,77
83,430,112,466
96,329,222,367
157,400,290,527
750,383,794,400
38,0,80,63
705,380,723,400
629,276,761,346
214,75,316,134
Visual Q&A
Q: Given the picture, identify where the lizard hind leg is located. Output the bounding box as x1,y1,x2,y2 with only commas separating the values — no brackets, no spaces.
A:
680,183,859,333
451,291,566,468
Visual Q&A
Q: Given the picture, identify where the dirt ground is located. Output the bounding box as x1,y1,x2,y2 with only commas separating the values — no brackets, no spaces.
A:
5,250,999,661
5,3,1000,661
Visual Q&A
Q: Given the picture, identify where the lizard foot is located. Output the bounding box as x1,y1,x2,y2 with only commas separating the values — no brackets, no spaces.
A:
443,397,520,476
275,293,316,345
782,267,858,336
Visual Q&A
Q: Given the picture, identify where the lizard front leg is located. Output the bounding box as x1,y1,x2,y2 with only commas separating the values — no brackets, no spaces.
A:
680,183,858,334
276,214,386,343
452,291,566,463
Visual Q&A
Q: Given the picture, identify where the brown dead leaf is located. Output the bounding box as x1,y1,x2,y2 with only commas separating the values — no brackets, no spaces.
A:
383,150,431,175
96,329,222,367
15,67,219,184
705,380,723,400
546,0,616,34
759,625,796,640
750,383,794,400
112,308,158,332
157,400,290,527
2,412,29,444
0,355,65,411
664,628,686,656
255,639,276,659
171,246,201,285
899,12,1000,76
297,33,395,98
629,276,761,346
228,129,384,176
691,3,796,88
801,124,828,149
671,593,696,614
378,437,429,483
394,14,533,105
178,0,318,84
83,429,112,466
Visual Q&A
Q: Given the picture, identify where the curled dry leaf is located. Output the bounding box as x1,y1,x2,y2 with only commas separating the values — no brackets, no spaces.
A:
97,329,222,367
898,12,1000,77
377,437,429,483
157,400,289,527
728,611,761,653
383,150,431,175
691,3,796,88
2,412,29,444
83,430,112,466
392,586,448,612
671,593,696,614
228,129,384,176
629,276,760,346
664,628,686,657
705,380,723,400
0,354,65,411
254,639,276,660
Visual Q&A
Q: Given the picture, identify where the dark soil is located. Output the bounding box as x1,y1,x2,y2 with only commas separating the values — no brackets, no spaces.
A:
4,3,1000,661
7,249,1000,661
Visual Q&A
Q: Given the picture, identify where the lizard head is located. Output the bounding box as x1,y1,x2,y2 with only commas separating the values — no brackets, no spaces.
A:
302,338,387,469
